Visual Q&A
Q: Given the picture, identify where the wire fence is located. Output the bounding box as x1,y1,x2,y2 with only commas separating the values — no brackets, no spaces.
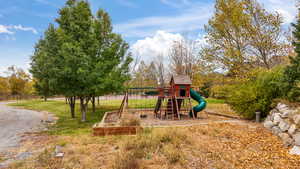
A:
98,87,157,110
98,87,203,110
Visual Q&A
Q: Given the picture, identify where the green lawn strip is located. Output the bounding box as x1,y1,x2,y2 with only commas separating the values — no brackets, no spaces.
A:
8,98,225,135
100,98,224,108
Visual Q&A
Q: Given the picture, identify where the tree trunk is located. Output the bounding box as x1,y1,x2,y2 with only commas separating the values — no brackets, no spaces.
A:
68,96,76,118
92,96,95,113
97,96,100,105
80,97,90,122
44,96,47,102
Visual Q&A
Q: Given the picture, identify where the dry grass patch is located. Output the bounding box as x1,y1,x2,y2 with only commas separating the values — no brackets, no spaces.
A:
120,116,141,126
113,128,189,169
184,123,300,169
8,121,300,169
8,134,122,169
206,103,237,116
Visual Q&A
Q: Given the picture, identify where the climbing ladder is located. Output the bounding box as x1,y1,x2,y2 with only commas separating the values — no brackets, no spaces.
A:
154,95,195,120
118,92,128,118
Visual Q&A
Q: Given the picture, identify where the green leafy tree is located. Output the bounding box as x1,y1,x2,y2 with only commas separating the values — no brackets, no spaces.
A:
31,0,132,121
227,67,286,119
50,0,131,121
91,9,132,112
203,0,289,77
30,24,58,102
7,66,30,96
54,0,97,121
284,10,300,101
0,77,9,96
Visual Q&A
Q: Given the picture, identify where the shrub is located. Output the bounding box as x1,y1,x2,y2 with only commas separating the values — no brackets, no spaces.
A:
210,84,232,99
199,81,212,98
227,67,286,119
287,87,300,102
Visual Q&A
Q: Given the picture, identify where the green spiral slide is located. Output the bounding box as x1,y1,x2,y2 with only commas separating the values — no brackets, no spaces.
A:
189,88,207,117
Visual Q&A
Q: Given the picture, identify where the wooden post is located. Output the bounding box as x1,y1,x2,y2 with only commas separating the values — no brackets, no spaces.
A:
171,98,175,120
174,97,180,120
189,98,195,119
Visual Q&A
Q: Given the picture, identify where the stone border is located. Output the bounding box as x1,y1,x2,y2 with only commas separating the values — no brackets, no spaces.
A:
264,103,300,155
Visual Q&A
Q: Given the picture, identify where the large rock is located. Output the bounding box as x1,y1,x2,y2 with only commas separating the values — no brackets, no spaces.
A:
270,108,280,115
293,115,300,125
272,126,281,135
270,109,280,120
279,133,294,146
288,124,297,135
264,121,274,130
276,103,289,113
294,133,300,146
281,110,293,118
276,103,298,118
279,121,290,132
265,115,272,122
289,146,300,155
273,113,282,125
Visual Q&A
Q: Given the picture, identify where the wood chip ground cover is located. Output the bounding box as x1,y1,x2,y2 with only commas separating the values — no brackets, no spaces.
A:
7,122,300,169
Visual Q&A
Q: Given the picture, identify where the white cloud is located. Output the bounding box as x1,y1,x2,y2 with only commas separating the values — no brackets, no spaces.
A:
0,25,14,34
258,0,297,24
0,24,38,35
115,2,214,38
130,30,206,63
12,25,38,34
131,31,183,62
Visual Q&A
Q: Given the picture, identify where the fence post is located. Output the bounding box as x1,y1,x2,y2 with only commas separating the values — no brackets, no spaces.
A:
255,112,261,123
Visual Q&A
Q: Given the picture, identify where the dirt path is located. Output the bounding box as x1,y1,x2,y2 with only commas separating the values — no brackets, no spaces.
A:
0,101,54,168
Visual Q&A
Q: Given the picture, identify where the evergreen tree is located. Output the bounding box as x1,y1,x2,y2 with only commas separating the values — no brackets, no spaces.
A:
284,10,300,101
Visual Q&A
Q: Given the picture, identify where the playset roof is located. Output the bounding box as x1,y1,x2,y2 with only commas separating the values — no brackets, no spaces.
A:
170,75,192,85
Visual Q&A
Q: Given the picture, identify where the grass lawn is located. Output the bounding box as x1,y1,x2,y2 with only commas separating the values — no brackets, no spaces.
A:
8,98,226,135
101,97,225,109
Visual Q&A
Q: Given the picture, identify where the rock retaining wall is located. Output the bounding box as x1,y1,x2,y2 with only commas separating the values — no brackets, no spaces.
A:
264,103,300,155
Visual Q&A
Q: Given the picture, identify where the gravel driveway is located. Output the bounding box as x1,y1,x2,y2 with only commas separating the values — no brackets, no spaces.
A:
0,101,47,152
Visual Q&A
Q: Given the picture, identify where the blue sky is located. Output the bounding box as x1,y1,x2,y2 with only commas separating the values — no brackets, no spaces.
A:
0,0,297,75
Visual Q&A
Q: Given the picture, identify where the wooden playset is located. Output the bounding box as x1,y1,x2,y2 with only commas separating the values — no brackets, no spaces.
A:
154,75,195,120
93,75,207,136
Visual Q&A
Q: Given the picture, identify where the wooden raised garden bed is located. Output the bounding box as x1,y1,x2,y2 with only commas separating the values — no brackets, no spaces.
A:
93,111,142,136
93,126,142,136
